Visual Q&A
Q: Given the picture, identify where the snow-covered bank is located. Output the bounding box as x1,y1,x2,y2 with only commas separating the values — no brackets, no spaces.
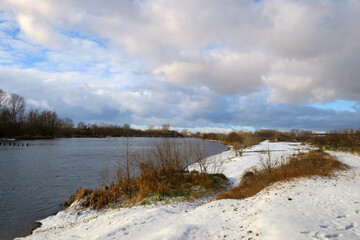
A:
18,142,360,240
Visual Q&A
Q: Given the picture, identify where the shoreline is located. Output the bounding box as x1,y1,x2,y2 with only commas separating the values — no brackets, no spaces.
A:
7,135,189,141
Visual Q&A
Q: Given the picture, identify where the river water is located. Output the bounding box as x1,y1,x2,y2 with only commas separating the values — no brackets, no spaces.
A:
0,137,227,240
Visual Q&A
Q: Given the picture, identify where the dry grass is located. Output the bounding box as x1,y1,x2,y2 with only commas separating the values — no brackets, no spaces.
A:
65,169,229,209
65,138,229,209
215,149,348,200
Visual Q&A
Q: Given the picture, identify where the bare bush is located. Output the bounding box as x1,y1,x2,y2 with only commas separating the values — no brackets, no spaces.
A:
257,148,279,176
233,143,243,157
191,139,209,173
100,167,110,189
115,137,137,199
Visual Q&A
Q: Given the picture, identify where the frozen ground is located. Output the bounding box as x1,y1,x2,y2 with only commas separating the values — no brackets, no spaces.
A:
18,141,360,240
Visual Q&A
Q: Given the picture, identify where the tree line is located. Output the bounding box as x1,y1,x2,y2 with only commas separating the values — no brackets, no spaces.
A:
0,89,182,139
69,122,182,138
0,89,74,138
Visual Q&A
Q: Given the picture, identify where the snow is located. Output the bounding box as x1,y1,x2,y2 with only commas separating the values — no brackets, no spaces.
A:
17,141,360,240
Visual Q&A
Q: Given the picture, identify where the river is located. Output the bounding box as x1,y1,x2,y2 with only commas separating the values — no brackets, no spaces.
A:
0,137,227,240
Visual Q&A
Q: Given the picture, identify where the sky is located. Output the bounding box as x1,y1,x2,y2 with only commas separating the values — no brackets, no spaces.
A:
0,0,360,132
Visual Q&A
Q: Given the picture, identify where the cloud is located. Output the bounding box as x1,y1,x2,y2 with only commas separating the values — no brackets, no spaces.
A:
1,0,360,130
27,98,52,110
154,49,267,94
2,65,360,130
16,13,62,48
3,0,360,100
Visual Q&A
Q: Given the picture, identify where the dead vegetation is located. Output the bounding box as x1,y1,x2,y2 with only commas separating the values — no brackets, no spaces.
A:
309,132,360,153
65,170,229,210
215,149,348,200
65,138,229,209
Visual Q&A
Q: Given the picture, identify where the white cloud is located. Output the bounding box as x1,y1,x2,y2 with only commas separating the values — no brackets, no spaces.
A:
17,13,62,48
27,98,52,110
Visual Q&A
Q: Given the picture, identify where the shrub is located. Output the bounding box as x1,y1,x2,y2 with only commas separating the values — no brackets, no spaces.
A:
225,132,242,144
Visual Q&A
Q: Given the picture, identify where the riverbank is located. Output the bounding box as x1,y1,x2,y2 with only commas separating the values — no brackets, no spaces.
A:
19,141,360,239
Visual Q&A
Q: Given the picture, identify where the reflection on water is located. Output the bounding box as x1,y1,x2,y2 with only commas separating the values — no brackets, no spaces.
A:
0,137,227,240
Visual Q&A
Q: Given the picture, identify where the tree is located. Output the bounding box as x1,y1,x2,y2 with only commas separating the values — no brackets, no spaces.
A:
147,124,155,130
225,132,240,143
0,93,26,136
123,123,131,130
61,118,74,128
8,93,25,124
25,109,40,135
77,121,86,129
0,89,5,109
161,124,170,131
181,129,188,136
0,90,8,136
37,110,62,136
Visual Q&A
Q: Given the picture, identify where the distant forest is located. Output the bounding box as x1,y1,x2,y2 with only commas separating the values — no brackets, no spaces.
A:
0,89,182,139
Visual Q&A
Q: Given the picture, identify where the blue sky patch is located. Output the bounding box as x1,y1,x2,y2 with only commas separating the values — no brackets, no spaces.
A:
311,100,357,112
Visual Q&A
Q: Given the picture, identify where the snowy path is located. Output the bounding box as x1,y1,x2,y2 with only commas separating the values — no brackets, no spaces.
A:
18,142,360,240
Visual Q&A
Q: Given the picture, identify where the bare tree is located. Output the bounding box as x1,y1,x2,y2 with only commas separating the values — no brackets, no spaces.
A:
123,123,131,136
181,129,188,136
0,89,5,110
8,93,25,124
161,124,170,131
26,109,40,135
233,143,244,157
0,89,7,136
61,117,74,128
147,124,155,130
190,139,209,173
77,121,86,129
